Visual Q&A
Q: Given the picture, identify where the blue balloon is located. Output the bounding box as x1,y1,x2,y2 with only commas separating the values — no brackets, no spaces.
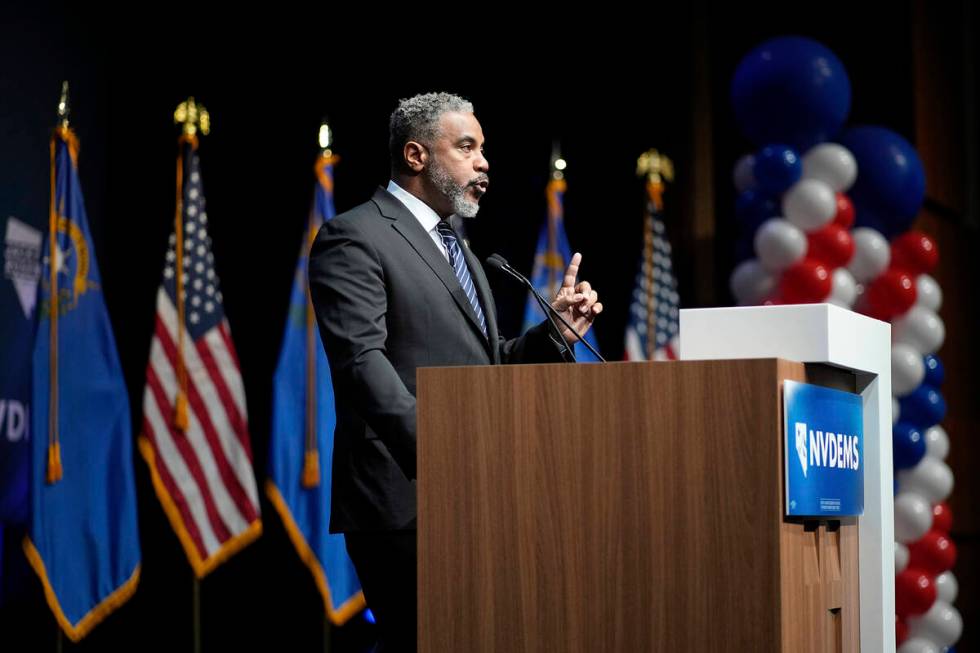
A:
837,126,926,238
893,422,926,470
754,145,802,195
732,36,851,151
897,384,947,429
735,189,779,234
923,354,945,387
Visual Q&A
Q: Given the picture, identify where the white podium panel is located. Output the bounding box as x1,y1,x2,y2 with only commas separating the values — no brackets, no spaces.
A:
680,304,893,653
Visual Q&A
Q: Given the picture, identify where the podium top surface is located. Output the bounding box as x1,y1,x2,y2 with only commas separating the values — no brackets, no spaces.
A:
679,304,891,378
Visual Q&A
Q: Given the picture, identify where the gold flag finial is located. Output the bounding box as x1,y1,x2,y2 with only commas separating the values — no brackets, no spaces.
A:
550,140,567,181
174,97,210,138
637,149,674,212
57,81,71,129
318,119,334,157
636,149,674,185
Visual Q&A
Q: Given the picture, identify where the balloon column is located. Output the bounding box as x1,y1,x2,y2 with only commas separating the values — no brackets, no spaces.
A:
728,37,959,653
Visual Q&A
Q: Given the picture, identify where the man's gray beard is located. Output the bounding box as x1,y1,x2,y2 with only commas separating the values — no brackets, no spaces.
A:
428,159,482,218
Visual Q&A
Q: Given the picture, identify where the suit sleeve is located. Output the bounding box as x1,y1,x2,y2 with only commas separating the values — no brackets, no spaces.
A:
308,218,417,480
497,318,574,365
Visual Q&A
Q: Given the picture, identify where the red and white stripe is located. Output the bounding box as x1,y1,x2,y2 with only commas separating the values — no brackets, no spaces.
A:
624,326,679,362
142,288,260,563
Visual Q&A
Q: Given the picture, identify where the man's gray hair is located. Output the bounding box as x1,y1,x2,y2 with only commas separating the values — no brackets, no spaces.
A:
389,92,473,171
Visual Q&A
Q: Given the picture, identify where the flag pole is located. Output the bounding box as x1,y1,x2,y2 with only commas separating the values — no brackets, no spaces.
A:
193,574,201,653
49,80,65,631
172,98,210,432
323,612,331,653
302,119,335,490
546,143,567,296
45,81,72,485
635,150,674,359
315,120,337,653
174,97,211,653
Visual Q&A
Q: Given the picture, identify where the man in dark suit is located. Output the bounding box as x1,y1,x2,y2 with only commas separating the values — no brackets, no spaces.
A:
308,92,602,652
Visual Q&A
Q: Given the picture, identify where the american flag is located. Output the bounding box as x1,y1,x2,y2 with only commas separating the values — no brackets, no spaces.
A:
624,197,680,361
138,140,261,577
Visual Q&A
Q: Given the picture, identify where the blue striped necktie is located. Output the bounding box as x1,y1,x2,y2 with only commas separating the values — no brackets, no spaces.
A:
435,221,488,338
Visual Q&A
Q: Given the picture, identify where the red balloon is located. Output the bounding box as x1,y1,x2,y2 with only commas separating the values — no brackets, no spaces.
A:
896,616,908,646
908,531,957,575
866,269,917,319
891,231,939,276
833,193,855,229
895,568,936,618
932,502,953,534
779,259,832,304
807,223,855,269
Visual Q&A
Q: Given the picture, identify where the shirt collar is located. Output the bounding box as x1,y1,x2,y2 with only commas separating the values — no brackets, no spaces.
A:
387,179,448,233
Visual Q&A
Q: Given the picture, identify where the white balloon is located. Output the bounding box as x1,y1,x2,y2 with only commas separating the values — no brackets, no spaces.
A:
828,268,857,308
892,343,927,397
934,571,958,603
897,638,940,653
848,228,891,283
916,274,943,312
894,306,946,355
895,542,909,574
802,143,858,192
893,397,901,425
730,259,776,305
782,179,838,232
894,492,933,543
924,425,950,460
907,600,962,648
754,218,807,271
898,457,954,504
733,154,757,192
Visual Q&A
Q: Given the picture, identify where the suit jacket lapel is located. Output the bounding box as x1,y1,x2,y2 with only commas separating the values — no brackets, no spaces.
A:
372,188,491,351
456,222,501,362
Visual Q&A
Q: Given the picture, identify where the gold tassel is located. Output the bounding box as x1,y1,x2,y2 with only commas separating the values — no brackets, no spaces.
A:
47,131,62,485
173,137,191,434
175,392,189,431
46,442,63,484
303,210,320,490
301,450,320,488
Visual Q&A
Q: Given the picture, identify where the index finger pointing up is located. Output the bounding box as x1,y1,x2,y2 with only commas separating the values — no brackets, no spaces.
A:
562,252,582,291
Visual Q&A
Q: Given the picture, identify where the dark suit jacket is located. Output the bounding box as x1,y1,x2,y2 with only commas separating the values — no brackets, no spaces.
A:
309,187,566,533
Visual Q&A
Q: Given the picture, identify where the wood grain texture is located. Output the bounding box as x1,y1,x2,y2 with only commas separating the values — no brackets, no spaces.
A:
778,362,860,653
418,359,859,652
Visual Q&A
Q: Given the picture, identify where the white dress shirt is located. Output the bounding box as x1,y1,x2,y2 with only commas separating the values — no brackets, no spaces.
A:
386,180,451,263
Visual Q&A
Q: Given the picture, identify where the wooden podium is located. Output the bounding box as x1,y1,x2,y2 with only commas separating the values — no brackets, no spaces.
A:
417,358,861,652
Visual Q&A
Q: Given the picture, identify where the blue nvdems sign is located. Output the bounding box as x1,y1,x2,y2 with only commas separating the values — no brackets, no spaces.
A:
783,380,864,518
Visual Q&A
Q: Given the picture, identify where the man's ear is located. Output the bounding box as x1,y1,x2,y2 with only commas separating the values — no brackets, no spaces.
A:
404,141,427,173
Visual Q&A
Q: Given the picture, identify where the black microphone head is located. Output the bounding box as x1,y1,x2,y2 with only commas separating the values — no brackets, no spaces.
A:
486,253,530,287
485,253,508,271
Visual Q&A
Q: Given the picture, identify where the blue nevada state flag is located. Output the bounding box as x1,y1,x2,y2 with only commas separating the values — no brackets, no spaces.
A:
266,153,365,624
25,126,141,641
522,176,601,361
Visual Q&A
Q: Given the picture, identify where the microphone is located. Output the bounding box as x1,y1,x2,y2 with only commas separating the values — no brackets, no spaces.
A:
485,254,606,363
486,255,575,361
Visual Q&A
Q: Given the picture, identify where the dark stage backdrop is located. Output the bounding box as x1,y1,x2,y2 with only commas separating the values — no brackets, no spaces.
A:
9,2,973,652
